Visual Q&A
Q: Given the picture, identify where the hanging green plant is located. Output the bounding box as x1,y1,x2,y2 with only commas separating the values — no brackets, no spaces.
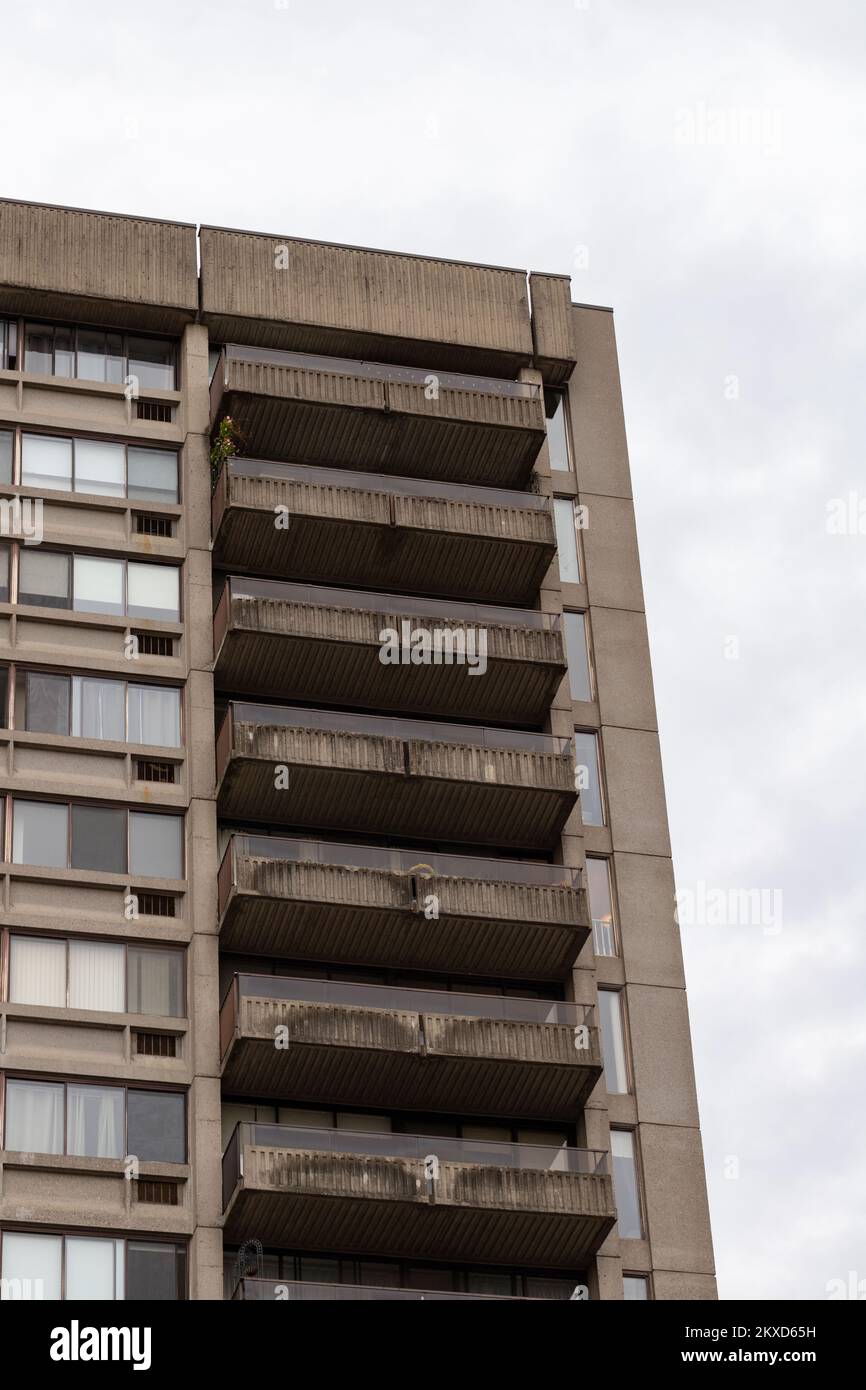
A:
210,415,240,490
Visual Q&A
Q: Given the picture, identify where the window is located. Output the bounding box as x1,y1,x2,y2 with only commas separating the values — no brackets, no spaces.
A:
563,611,592,701
545,388,572,471
0,319,18,371
127,338,175,392
128,684,181,747
14,670,179,746
18,550,71,609
19,432,178,503
69,939,126,1011
7,935,185,1017
598,990,630,1093
127,1090,186,1163
12,799,68,867
12,547,180,622
66,1083,125,1158
10,801,183,878
573,730,605,826
128,448,178,504
130,811,183,878
8,935,67,1006
73,555,124,616
71,804,126,873
19,670,70,735
611,1131,643,1239
0,545,9,603
24,324,176,392
76,328,124,384
72,674,126,741
587,857,617,956
554,498,581,582
21,435,72,491
623,1275,650,1300
127,562,180,623
5,1079,64,1154
72,439,125,497
0,429,13,484
0,1232,186,1301
4,1078,185,1163
127,947,184,1017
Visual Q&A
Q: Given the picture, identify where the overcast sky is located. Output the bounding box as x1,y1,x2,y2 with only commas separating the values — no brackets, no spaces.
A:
3,0,863,1301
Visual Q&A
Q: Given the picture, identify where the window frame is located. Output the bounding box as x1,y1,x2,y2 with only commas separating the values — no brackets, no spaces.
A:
5,543,182,623
1,928,187,1019
1,1073,187,1164
610,1128,646,1241
3,664,183,748
1,422,180,505
0,1228,187,1301
586,855,619,957
597,987,632,1095
573,727,607,827
5,796,184,880
19,320,178,393
545,386,574,473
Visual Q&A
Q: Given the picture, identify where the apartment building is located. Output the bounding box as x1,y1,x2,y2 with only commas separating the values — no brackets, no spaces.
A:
0,198,715,1301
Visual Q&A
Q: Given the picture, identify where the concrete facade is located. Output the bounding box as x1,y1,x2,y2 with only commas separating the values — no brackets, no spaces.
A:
0,197,715,1301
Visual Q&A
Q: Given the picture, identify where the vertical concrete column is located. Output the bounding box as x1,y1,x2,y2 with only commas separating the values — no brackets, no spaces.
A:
178,323,223,1299
568,304,716,1299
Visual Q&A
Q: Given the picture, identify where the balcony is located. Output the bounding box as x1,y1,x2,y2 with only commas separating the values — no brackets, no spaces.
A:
217,836,588,981
220,975,601,1121
222,1123,614,1268
199,227,534,377
232,1278,520,1301
209,347,547,489
211,458,555,605
212,579,566,727
0,198,198,332
215,704,575,851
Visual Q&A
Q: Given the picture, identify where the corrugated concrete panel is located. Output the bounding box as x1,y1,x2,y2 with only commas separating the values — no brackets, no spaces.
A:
200,227,534,375
529,273,578,384
0,198,198,331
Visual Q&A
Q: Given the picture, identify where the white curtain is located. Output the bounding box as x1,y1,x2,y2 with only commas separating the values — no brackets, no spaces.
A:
68,940,125,1012
5,1080,64,1154
130,949,175,1016
128,685,180,748
9,936,66,1006
72,676,125,741
66,1084,124,1159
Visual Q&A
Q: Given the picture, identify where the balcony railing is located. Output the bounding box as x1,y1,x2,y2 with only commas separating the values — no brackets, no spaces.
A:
218,454,550,509
219,833,580,897
219,971,591,1059
231,1278,522,1301
218,574,560,631
222,1120,607,1212
219,701,571,758
219,344,541,400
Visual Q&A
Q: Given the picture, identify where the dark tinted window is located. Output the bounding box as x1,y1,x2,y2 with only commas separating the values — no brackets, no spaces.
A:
18,551,71,609
24,670,70,735
127,1090,185,1163
126,1241,184,1301
71,804,126,873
